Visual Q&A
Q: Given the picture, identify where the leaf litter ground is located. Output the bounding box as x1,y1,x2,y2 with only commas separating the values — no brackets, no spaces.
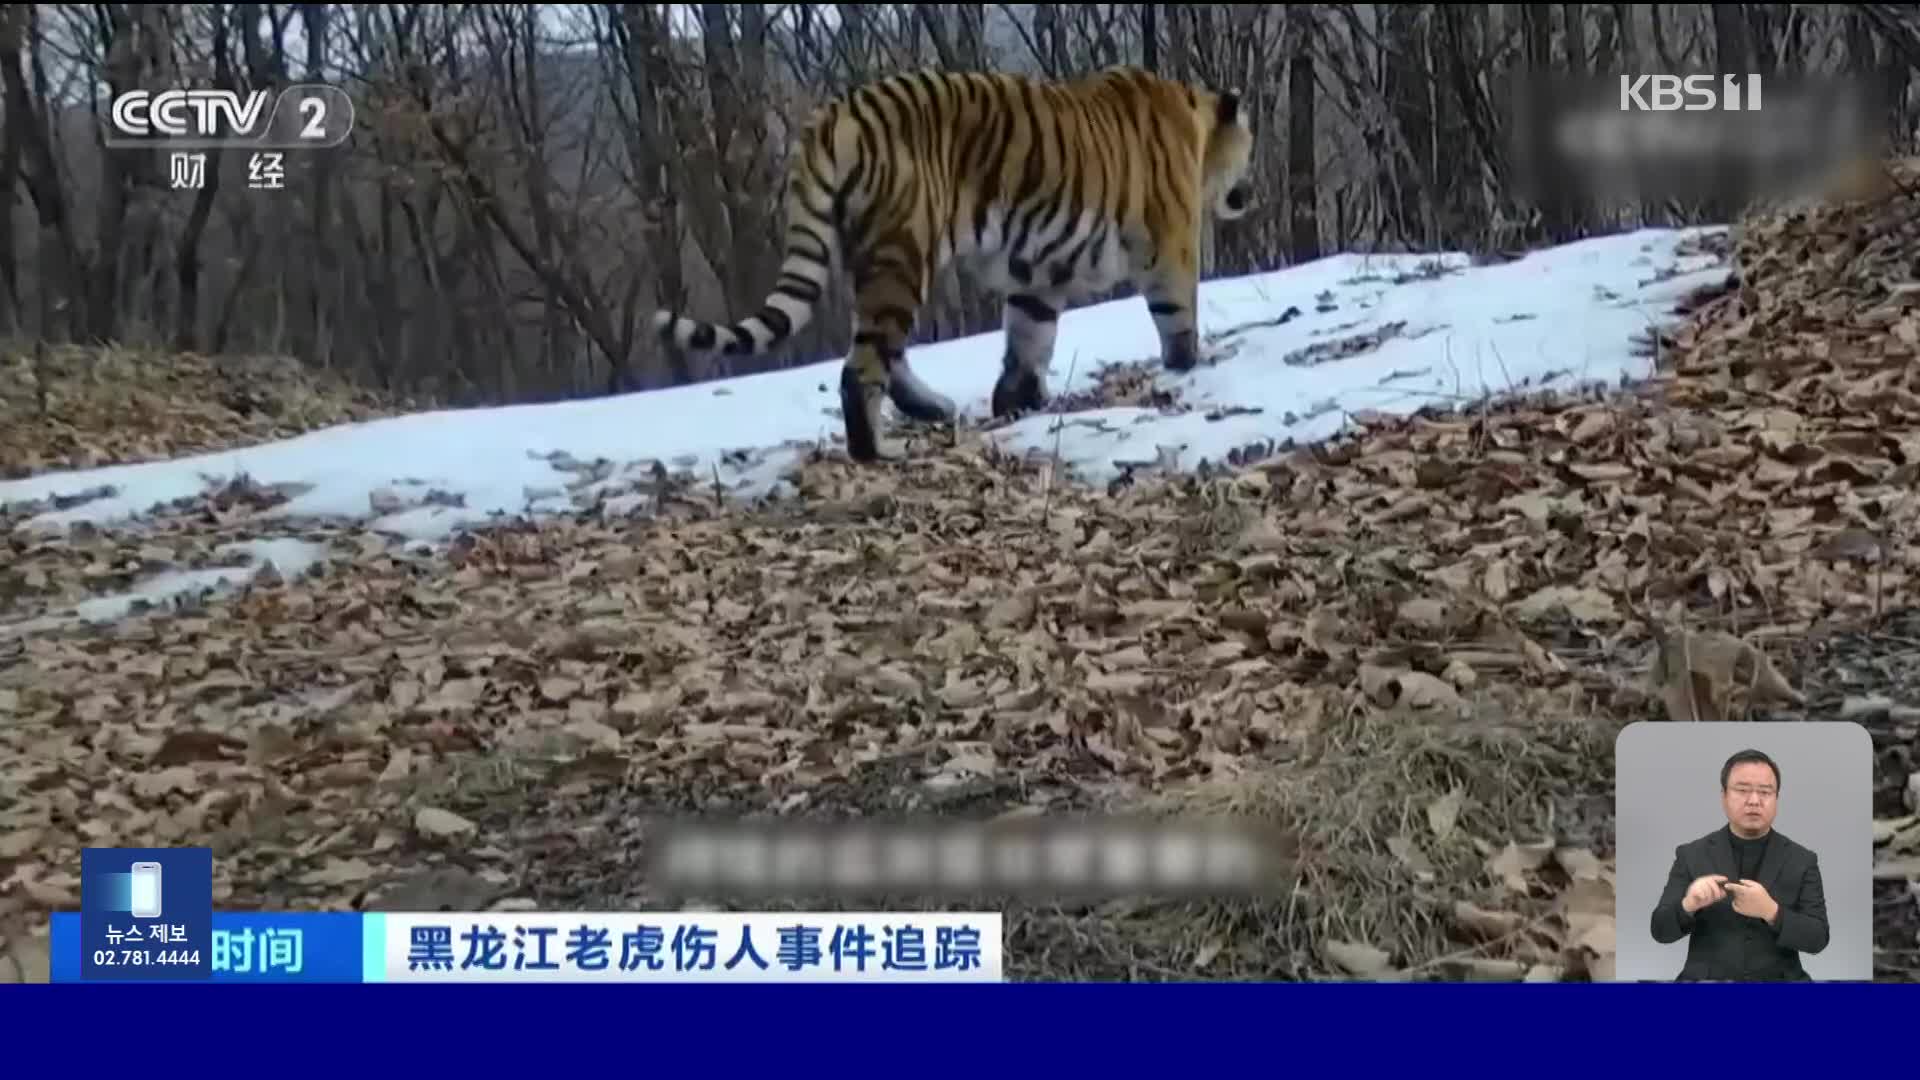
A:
4,163,1920,982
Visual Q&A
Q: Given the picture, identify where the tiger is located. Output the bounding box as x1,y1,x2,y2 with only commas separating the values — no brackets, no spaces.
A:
652,65,1257,464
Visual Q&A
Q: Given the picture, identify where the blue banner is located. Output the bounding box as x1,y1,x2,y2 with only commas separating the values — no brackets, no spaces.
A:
5,981,1911,1076
25,907,1913,1077
51,910,1004,983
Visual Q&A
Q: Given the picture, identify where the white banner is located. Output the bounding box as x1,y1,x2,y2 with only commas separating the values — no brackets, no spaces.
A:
369,911,1003,983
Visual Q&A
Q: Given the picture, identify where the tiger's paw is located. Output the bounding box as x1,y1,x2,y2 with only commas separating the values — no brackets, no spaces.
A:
840,367,890,464
991,365,1048,419
845,444,898,464
1162,332,1202,373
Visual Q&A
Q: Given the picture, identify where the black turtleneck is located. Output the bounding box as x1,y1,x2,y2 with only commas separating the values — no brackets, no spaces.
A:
1729,826,1770,882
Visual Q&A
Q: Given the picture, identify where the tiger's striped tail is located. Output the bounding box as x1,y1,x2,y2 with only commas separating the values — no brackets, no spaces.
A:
652,126,843,360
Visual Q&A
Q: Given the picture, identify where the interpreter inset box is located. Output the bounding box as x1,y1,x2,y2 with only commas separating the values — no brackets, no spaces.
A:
1614,722,1872,982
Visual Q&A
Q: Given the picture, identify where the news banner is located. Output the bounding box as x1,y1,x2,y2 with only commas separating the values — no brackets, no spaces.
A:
55,818,1286,983
19,826,1903,1077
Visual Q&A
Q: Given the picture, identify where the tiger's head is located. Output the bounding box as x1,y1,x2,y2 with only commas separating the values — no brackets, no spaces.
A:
1204,88,1256,222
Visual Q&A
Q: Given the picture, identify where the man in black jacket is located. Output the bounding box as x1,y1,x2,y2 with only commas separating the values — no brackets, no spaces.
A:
1648,748,1830,981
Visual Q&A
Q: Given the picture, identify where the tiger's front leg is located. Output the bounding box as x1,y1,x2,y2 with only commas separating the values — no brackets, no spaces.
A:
1140,249,1203,374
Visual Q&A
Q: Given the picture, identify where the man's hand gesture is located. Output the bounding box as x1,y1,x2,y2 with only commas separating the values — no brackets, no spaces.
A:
1680,873,1730,914
1724,879,1780,924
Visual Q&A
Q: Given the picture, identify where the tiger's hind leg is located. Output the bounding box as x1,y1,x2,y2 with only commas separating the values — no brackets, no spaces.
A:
990,291,1068,419
838,250,955,463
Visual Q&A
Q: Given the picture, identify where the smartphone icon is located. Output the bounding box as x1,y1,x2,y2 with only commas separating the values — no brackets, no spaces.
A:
128,862,163,919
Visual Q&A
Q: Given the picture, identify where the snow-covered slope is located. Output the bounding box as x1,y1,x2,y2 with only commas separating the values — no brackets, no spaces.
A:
0,227,1728,550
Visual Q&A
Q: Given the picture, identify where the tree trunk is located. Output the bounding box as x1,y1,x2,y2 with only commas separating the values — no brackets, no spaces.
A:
1285,3,1319,264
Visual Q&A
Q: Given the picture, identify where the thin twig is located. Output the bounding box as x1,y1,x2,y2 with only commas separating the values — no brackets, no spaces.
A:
1040,350,1080,519
1400,911,1560,978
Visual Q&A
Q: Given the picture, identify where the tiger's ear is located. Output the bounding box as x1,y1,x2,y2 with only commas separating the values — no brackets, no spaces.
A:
1217,89,1242,127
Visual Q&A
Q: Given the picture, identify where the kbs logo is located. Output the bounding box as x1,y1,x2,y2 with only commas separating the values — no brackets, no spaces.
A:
102,84,354,149
1619,74,1763,112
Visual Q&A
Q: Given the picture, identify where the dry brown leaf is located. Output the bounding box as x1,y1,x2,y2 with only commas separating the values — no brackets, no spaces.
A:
1811,527,1884,562
1560,869,1617,965
1396,597,1455,633
378,748,413,786
870,665,924,699
1872,816,1915,845
1482,560,1512,602
414,807,477,840
246,724,301,766
422,678,486,712
19,871,78,908
1357,664,1398,707
1087,671,1152,694
0,935,51,984
1562,874,1615,917
151,730,246,766
1551,847,1602,882
1322,940,1397,979
1512,585,1618,624
1568,462,1635,482
1570,914,1616,956
1192,938,1224,970
1387,834,1436,880
1359,665,1463,714
1396,672,1465,712
0,829,48,860
131,766,199,799
299,858,377,887
1451,957,1529,981
1489,839,1555,893
1878,855,1920,881
1842,697,1920,725
563,717,622,753
612,687,679,720
1648,625,1805,722
1217,608,1269,636
1426,787,1464,842
1502,491,1558,524
1452,901,1525,941
985,593,1036,628
538,676,581,703
1565,411,1612,445
1303,607,1351,658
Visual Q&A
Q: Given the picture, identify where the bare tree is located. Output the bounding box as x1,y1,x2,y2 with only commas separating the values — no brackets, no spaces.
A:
1286,3,1319,264
0,3,1908,407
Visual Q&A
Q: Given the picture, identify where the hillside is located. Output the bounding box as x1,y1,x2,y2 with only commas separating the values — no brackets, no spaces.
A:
0,347,423,480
